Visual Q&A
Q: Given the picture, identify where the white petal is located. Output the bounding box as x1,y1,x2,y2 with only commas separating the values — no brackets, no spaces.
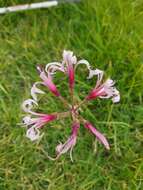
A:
50,66,65,74
112,95,120,103
112,89,120,103
104,79,115,87
62,51,104,89
45,62,64,74
22,115,40,126
75,59,91,71
63,50,77,65
63,50,73,61
31,82,45,101
75,60,104,88
55,135,76,155
75,59,99,83
26,127,41,141
88,69,104,81
99,95,111,99
22,115,32,126
22,99,38,113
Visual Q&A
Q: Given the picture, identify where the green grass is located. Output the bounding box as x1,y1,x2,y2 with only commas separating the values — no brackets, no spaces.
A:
0,0,143,189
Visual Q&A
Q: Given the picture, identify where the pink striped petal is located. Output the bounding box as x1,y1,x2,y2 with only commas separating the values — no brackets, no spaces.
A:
86,78,120,103
35,114,57,128
63,50,77,90
86,86,105,100
37,66,60,97
68,63,74,89
31,82,45,101
54,122,80,161
23,114,57,129
85,122,110,150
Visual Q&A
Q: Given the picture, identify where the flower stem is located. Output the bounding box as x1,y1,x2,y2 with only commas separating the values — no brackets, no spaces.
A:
59,95,71,109
78,115,87,124
57,111,70,119
70,87,74,108
74,98,87,111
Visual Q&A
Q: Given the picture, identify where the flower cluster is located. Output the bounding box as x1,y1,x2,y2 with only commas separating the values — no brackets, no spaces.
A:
22,50,120,161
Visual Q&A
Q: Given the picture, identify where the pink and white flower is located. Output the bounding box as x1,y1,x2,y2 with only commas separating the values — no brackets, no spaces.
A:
22,50,120,161
37,66,60,97
23,114,57,141
48,122,79,161
22,99,57,141
23,114,57,129
84,122,110,150
86,78,120,103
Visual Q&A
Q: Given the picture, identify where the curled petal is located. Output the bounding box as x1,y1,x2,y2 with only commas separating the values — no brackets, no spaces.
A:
48,122,80,161
111,89,120,103
26,127,42,141
86,77,120,103
99,79,120,103
45,62,65,75
31,82,45,101
56,139,74,155
23,114,57,128
23,115,35,126
104,79,115,87
76,59,91,71
75,59,92,79
88,69,104,86
37,67,60,97
85,122,110,150
75,60,104,87
55,122,79,161
22,99,38,113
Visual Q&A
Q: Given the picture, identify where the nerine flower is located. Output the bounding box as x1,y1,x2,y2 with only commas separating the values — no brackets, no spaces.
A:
22,99,57,141
37,66,60,97
47,122,80,162
86,78,120,103
22,50,120,161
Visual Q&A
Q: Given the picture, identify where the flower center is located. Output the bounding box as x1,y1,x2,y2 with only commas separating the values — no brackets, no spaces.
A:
71,105,79,118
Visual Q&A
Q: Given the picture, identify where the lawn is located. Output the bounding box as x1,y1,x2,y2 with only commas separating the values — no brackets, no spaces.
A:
0,0,143,189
